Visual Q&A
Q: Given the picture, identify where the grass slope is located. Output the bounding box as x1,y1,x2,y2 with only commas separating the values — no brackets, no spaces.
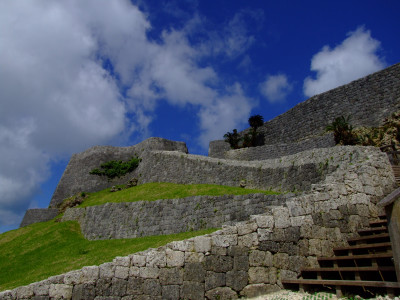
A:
77,182,278,208
1,182,276,291
0,220,215,291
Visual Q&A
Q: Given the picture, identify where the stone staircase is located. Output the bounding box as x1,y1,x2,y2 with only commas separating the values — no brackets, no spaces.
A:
282,215,400,298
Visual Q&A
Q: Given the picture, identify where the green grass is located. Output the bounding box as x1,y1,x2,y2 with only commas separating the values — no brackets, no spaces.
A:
76,182,279,208
0,220,216,291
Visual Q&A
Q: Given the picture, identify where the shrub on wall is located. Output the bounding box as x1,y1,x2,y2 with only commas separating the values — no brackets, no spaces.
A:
90,157,140,179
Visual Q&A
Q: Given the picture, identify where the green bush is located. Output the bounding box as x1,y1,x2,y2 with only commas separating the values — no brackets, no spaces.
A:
90,157,140,179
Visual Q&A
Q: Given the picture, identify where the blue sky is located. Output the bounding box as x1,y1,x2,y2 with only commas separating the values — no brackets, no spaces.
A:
1,0,400,233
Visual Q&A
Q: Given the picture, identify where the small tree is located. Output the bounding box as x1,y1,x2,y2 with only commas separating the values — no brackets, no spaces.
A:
224,129,241,149
326,116,357,145
248,114,264,147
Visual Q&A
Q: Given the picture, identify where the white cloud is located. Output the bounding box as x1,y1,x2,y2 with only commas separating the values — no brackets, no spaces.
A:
260,74,293,103
198,83,253,147
0,0,256,229
304,27,386,97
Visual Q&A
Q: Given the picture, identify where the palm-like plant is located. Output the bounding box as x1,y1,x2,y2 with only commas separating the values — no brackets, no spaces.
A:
326,116,357,145
224,129,241,149
248,114,264,146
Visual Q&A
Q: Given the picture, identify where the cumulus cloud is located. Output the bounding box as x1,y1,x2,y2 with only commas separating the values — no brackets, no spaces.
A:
0,0,255,229
260,74,293,103
304,27,386,97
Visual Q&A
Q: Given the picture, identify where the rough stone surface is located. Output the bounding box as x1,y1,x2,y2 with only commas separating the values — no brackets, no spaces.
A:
209,63,400,159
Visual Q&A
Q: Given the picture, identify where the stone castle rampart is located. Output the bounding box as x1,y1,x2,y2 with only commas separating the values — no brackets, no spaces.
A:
60,146,395,241
49,137,188,209
3,146,396,299
210,63,400,159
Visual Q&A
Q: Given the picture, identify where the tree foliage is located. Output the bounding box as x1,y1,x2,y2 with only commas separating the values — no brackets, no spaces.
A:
325,116,357,145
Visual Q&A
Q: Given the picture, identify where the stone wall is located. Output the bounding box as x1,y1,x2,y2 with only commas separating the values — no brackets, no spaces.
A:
222,133,335,161
19,208,59,228
135,146,385,193
1,145,396,299
61,194,288,240
209,62,400,159
48,138,188,209
60,145,396,241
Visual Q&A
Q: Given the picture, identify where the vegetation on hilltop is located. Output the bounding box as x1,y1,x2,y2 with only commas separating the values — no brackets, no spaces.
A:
326,111,400,149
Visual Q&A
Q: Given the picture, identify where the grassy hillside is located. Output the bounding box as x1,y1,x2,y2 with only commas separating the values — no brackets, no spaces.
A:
0,220,216,291
1,182,276,291
63,182,278,209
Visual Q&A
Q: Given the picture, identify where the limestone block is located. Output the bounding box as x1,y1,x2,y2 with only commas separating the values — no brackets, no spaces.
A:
185,251,205,263
272,207,290,228
212,234,237,248
249,250,265,267
236,221,257,235
82,266,99,283
184,262,206,282
130,254,146,267
239,283,280,298
32,280,51,296
238,232,258,248
273,253,289,269
269,267,277,284
126,277,143,295
129,266,140,277
99,262,115,278
161,285,180,300
279,269,297,280
257,228,272,241
165,248,185,267
159,268,183,285
308,239,322,256
72,283,95,300
139,267,160,279
233,255,249,271
251,215,274,228
142,279,161,296
248,267,269,284
205,271,226,291
206,287,238,300
226,270,248,291
64,270,83,285
146,250,166,267
290,215,313,227
49,284,73,300
15,285,34,299
168,239,194,252
181,281,204,300
204,255,233,273
113,256,131,267
112,278,128,297
221,224,238,235
115,266,130,279
194,236,212,253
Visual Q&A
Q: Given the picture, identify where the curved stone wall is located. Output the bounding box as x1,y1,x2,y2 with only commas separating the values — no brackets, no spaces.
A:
48,138,188,209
